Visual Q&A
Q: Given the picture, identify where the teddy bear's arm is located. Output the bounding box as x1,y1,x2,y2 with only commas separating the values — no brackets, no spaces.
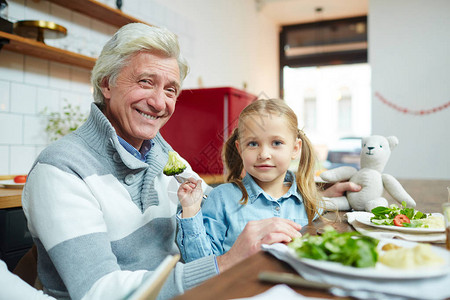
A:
382,174,416,208
320,166,357,183
322,196,351,211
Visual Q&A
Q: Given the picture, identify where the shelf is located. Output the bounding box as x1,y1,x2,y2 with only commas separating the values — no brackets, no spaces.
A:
0,1,151,70
0,31,96,69
46,0,150,27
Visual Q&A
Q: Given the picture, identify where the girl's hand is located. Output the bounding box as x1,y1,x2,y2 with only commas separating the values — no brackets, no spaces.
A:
177,178,203,218
216,217,302,272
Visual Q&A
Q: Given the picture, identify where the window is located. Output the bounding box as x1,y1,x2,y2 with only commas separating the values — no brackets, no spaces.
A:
284,63,371,148
338,88,352,132
281,16,370,170
303,94,317,131
279,16,367,98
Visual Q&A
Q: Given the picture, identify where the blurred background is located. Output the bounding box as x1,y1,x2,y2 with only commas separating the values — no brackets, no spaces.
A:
0,0,448,180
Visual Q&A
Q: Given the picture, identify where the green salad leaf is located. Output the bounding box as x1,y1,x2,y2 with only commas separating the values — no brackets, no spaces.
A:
288,226,379,268
370,201,429,227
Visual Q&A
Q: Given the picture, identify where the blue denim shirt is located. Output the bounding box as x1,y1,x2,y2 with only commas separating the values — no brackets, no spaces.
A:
117,135,152,162
176,171,309,262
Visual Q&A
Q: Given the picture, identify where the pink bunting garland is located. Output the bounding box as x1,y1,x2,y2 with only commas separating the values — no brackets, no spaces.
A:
375,92,450,115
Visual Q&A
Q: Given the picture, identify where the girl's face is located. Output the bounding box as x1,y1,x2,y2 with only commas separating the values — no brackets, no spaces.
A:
235,113,301,190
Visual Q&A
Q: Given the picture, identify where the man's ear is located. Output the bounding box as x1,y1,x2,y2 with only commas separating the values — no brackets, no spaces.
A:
292,138,302,160
100,78,111,99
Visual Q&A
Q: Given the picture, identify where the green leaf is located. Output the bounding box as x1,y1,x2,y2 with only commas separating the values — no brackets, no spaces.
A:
371,206,391,215
41,99,88,141
369,203,430,229
288,228,379,268
414,211,424,219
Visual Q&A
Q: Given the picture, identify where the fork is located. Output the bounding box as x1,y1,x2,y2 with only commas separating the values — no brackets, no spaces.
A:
174,174,188,184
173,175,208,200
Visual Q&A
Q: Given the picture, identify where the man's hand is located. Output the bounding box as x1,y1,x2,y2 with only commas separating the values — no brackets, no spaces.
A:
321,181,361,198
216,217,301,272
177,178,203,218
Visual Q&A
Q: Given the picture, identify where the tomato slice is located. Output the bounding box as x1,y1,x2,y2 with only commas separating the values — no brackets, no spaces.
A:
393,214,410,227
13,175,27,183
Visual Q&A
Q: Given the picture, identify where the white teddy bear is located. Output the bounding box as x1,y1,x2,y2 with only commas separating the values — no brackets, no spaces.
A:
320,135,416,212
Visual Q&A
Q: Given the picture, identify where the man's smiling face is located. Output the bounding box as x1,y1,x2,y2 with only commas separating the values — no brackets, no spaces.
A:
101,51,181,150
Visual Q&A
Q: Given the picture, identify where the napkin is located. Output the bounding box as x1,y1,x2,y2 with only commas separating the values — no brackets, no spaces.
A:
262,243,450,300
346,211,446,243
231,284,328,300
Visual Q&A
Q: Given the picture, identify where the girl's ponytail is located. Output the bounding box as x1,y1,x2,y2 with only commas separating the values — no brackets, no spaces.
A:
296,129,322,224
222,128,248,204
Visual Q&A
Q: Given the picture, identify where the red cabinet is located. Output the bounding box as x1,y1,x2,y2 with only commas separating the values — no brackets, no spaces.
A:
160,87,256,176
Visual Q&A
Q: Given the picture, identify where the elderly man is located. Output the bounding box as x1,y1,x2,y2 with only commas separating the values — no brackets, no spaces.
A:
22,23,359,300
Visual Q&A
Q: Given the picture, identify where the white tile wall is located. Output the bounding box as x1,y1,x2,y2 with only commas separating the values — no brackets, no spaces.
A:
0,113,23,144
10,145,36,174
0,146,8,173
46,4,72,50
70,68,91,93
36,87,60,114
49,3,71,28
49,62,70,90
0,80,10,112
24,56,49,87
23,0,49,21
0,0,195,175
10,82,37,114
24,115,47,145
122,0,140,17
0,51,24,82
59,91,91,113
70,12,91,55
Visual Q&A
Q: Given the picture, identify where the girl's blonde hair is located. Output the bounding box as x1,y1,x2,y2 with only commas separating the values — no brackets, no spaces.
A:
223,99,323,224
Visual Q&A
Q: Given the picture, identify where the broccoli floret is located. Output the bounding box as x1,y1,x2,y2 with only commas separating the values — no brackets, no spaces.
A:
163,151,187,176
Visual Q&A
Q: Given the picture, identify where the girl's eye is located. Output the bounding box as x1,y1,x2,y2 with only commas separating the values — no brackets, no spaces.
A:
273,140,283,146
248,141,258,147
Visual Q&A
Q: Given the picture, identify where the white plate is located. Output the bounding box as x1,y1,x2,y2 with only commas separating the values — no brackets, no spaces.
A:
355,212,444,233
286,239,450,279
0,179,25,189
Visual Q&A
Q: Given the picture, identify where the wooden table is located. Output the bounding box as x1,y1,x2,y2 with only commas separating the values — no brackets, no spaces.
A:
175,251,338,300
173,213,352,300
173,193,449,300
0,188,23,209
0,175,23,209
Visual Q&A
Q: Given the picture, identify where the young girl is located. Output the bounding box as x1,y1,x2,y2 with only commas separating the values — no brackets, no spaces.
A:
176,99,324,262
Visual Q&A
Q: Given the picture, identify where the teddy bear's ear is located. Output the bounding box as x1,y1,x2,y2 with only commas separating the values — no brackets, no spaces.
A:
386,136,399,150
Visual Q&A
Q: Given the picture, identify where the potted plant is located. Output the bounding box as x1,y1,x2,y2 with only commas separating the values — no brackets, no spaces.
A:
42,100,88,142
